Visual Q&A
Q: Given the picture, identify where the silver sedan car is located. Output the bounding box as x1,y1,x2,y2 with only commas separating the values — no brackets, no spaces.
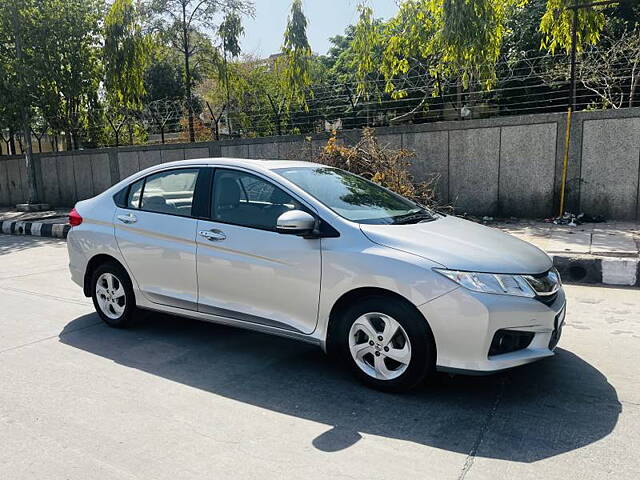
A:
67,158,565,391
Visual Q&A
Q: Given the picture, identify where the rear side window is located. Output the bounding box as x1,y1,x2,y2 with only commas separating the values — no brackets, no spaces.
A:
127,179,144,209
139,169,199,216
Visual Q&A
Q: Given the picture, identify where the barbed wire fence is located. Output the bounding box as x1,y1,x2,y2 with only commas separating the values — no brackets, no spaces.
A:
1,47,638,155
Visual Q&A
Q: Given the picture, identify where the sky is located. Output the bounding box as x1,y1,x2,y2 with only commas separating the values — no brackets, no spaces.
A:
240,0,400,57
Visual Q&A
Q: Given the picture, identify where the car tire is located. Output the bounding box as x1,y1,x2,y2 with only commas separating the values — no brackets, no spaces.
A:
91,262,136,328
334,296,436,392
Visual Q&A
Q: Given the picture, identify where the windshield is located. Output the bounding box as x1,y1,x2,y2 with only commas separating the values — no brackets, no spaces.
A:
274,166,435,224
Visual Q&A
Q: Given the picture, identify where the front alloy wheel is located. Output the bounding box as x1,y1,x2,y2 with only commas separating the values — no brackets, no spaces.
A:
348,312,412,380
335,296,435,392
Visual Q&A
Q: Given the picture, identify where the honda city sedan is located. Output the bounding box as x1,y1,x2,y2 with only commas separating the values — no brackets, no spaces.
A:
67,158,565,391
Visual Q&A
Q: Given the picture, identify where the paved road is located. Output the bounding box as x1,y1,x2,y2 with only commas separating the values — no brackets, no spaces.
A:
0,235,638,480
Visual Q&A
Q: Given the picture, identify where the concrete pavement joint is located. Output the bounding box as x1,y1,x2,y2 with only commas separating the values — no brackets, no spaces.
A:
0,266,68,280
0,321,102,356
457,374,507,480
0,285,91,306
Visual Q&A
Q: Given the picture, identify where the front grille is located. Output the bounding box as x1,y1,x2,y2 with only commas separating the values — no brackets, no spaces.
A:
536,291,558,306
523,269,561,306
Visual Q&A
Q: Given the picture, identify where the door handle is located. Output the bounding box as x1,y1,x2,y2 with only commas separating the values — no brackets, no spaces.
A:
117,213,137,224
199,229,226,241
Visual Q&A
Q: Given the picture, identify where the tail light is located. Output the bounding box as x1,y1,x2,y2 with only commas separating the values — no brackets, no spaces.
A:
69,207,83,227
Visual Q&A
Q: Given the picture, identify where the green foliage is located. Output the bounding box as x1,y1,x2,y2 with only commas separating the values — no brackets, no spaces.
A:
104,0,151,110
0,0,33,142
378,0,525,99
351,5,381,98
219,11,244,58
281,0,313,110
540,0,606,54
433,0,525,89
144,44,185,102
0,0,104,149
380,0,436,98
0,0,638,151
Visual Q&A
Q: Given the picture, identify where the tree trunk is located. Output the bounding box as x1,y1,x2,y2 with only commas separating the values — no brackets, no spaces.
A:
160,125,165,144
223,49,233,137
9,131,16,155
629,73,639,108
182,4,195,143
266,94,282,136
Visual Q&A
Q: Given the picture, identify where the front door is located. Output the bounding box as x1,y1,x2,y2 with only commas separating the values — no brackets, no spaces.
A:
196,168,321,334
115,167,201,310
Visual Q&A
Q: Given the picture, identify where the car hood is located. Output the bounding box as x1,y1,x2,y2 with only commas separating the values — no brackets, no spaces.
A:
360,215,552,274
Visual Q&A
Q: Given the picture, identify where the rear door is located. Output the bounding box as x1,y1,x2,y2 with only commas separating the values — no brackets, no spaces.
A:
114,167,204,310
195,167,321,334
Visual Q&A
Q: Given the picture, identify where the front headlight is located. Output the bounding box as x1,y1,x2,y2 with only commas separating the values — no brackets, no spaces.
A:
434,268,536,298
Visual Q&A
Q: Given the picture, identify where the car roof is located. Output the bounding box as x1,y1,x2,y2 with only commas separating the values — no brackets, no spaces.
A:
159,157,326,172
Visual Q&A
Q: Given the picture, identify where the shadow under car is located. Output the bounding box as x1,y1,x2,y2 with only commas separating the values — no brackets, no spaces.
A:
59,312,621,462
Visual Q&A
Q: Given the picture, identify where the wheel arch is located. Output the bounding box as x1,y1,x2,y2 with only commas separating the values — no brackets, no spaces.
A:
325,287,436,356
83,254,130,297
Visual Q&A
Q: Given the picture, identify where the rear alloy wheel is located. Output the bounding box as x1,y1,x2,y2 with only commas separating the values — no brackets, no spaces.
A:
91,263,136,327
336,296,435,392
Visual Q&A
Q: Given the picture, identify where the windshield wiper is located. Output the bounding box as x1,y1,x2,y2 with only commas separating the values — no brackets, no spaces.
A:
393,212,436,225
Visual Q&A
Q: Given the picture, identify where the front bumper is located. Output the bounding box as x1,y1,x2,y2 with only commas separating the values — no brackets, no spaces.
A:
419,286,566,374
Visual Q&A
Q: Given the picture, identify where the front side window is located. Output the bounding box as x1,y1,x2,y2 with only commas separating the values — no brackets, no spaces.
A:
274,167,435,224
138,168,199,216
212,169,303,230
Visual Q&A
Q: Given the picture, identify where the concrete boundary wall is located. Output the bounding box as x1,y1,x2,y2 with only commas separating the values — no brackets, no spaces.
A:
1,107,639,219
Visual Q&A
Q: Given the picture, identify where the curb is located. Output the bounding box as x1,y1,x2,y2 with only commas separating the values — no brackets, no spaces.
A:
0,220,70,239
552,254,640,287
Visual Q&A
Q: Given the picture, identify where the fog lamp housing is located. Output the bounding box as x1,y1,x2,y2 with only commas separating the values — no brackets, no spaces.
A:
488,330,535,357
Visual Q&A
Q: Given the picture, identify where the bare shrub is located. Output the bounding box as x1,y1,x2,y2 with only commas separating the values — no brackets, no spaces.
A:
315,128,444,210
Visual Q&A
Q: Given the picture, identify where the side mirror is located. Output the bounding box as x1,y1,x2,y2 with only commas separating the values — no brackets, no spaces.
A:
276,210,316,236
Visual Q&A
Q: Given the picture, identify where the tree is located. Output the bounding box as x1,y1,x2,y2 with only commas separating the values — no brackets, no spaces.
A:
0,28,22,155
144,42,185,102
0,0,39,201
149,0,253,142
218,10,245,136
104,0,151,145
29,0,103,150
373,0,526,124
280,0,313,110
350,5,381,99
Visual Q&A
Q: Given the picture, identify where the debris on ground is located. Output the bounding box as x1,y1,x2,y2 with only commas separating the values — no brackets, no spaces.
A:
545,212,607,226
